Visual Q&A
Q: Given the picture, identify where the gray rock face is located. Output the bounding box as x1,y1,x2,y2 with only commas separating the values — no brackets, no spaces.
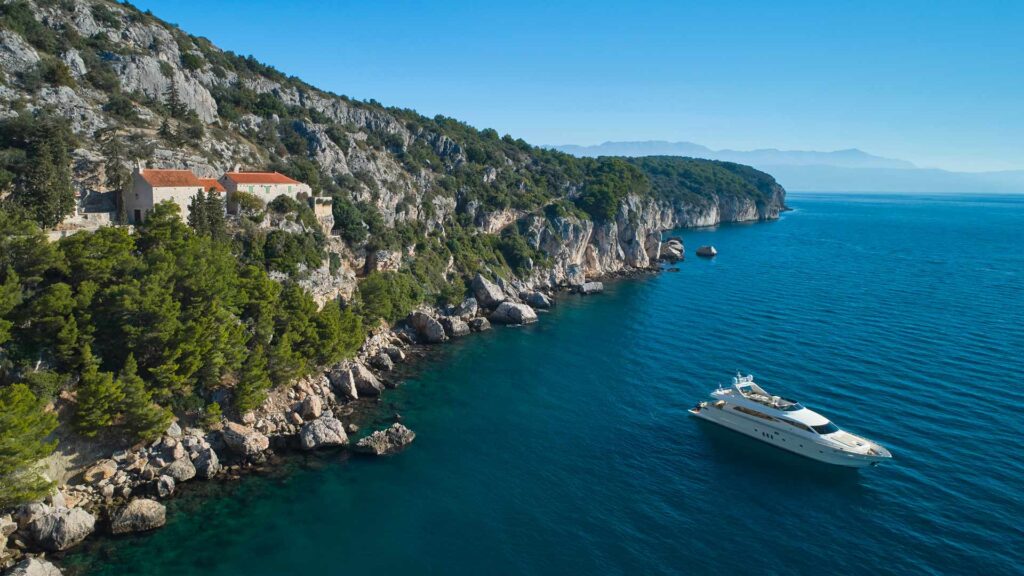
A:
354,423,416,455
221,422,270,457
440,316,471,338
110,499,166,534
162,458,196,483
660,237,684,261
299,395,323,419
350,363,384,397
408,311,447,343
27,507,95,551
369,352,394,371
193,448,220,479
696,245,717,257
578,281,604,295
8,558,63,576
328,367,358,400
453,297,478,319
384,345,405,363
472,274,506,308
468,317,491,332
298,416,349,450
488,302,538,325
156,475,175,498
523,291,552,309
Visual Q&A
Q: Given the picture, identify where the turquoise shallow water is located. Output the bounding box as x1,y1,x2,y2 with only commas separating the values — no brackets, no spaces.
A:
72,194,1024,575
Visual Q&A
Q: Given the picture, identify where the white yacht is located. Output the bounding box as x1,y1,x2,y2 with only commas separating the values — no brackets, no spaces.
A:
689,374,892,467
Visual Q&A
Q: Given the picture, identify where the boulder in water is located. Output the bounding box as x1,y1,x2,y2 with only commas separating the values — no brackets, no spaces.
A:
110,499,166,534
523,291,552,309
696,245,717,258
576,281,604,295
350,363,384,397
408,311,448,343
468,317,491,332
27,507,95,551
298,416,349,450
8,558,63,576
440,316,471,337
488,302,538,325
354,423,416,455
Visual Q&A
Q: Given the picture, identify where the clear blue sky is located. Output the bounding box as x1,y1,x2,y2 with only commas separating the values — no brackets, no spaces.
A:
133,0,1023,172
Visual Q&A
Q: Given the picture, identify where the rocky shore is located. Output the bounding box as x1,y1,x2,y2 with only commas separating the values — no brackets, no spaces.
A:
0,259,664,575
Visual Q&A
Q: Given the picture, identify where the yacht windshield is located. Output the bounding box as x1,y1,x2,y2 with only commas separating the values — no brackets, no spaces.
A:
811,422,840,435
779,401,804,411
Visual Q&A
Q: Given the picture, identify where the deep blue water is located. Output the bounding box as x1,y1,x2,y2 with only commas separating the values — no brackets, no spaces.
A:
74,194,1024,575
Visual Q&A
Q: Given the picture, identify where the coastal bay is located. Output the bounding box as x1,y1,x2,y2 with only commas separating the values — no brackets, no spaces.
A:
67,194,1024,576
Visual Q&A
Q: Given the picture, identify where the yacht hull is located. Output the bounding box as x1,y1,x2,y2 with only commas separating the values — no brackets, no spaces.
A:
689,405,886,468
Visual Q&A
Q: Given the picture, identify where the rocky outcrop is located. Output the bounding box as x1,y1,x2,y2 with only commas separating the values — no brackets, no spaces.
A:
328,367,359,400
439,316,470,338
7,558,63,576
472,274,506,308
193,447,220,480
110,499,166,534
354,424,416,455
660,237,684,261
162,458,196,483
577,281,604,295
221,423,270,458
408,311,447,344
696,245,717,257
522,291,552,309
27,507,95,551
298,415,348,450
468,317,491,332
350,363,384,397
488,302,538,325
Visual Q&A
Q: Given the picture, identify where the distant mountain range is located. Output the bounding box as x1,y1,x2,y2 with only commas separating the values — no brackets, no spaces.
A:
548,141,1024,193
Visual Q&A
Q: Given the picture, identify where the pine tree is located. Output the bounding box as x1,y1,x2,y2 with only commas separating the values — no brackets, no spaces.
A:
204,192,227,241
99,133,130,225
118,354,172,442
10,117,75,228
74,345,125,437
187,189,209,235
0,384,58,508
0,269,23,349
235,345,271,414
165,79,185,119
200,401,223,429
268,331,304,387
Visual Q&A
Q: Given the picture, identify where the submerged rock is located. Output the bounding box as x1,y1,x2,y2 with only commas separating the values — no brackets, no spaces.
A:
221,422,270,457
488,302,538,325
298,416,349,450
27,507,95,551
408,311,448,343
110,499,166,534
471,274,506,308
8,558,63,576
354,423,416,455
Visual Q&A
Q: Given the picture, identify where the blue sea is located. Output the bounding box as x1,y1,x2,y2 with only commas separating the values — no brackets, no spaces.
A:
72,194,1024,575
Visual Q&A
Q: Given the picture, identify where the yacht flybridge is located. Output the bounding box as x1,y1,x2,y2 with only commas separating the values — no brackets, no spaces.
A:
689,374,892,467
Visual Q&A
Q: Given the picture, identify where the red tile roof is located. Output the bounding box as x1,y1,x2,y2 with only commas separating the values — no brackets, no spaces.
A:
138,169,202,188
222,171,300,185
198,178,226,193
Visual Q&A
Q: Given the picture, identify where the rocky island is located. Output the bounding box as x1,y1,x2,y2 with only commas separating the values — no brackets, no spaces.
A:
0,0,786,573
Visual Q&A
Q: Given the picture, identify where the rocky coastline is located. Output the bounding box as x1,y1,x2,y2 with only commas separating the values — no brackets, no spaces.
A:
1,197,785,576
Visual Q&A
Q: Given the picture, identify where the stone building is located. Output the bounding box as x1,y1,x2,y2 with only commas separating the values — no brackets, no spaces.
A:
219,167,311,205
126,166,205,224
